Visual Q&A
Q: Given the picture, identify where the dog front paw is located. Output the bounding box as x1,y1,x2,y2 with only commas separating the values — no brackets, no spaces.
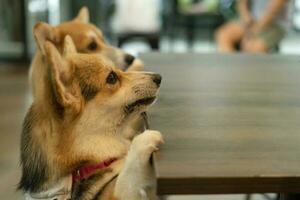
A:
130,130,164,163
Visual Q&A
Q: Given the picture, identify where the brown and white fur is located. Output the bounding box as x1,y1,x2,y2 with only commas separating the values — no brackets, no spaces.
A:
19,36,163,200
30,7,145,140
30,7,144,101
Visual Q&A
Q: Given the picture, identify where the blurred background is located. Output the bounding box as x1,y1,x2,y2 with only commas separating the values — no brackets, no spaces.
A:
0,0,299,199
1,0,300,62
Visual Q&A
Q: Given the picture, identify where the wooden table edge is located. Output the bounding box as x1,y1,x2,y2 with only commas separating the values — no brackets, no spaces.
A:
153,153,300,195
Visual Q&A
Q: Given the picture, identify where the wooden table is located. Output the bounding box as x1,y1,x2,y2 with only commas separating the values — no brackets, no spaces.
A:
141,53,300,199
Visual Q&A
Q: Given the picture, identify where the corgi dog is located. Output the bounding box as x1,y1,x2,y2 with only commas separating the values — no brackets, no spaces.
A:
30,7,144,101
19,36,163,200
30,7,146,139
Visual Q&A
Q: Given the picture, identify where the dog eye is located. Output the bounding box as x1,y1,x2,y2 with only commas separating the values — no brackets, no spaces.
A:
106,71,118,84
87,41,98,51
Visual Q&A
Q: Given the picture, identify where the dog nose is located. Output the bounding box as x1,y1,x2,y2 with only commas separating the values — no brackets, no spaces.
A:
152,74,162,86
125,54,135,66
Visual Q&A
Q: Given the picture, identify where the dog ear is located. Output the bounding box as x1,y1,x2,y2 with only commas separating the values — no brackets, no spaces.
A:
44,41,81,113
34,22,59,55
63,35,77,57
75,6,89,23
126,59,145,72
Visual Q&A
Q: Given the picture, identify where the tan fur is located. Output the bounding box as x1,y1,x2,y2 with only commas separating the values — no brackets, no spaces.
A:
30,7,144,101
20,36,163,200
28,7,146,146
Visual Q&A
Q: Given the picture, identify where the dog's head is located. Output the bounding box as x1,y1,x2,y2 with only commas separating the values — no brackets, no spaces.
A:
44,36,161,136
34,7,137,71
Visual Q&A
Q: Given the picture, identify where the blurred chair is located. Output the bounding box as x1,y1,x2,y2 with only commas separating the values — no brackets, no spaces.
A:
164,0,224,49
98,0,115,40
112,0,161,50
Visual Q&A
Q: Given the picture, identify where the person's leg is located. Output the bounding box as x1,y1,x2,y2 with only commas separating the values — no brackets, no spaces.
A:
242,37,268,53
242,24,284,53
215,21,245,53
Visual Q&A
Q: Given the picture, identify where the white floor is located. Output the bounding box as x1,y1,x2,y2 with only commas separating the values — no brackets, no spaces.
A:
121,30,300,57
280,31,300,54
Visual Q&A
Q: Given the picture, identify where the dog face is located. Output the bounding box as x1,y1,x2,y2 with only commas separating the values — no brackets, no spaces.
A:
45,36,161,137
35,7,135,70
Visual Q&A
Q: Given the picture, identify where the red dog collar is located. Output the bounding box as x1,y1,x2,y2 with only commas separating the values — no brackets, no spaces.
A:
72,158,117,184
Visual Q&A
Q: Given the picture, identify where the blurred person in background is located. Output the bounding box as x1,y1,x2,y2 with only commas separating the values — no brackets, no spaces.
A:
215,0,288,53
179,0,219,14
113,0,161,34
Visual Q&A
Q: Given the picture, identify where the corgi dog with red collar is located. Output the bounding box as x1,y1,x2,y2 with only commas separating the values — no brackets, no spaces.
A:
30,7,144,101
19,36,163,200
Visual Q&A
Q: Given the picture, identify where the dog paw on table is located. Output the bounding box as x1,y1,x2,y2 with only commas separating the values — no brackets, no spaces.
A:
114,130,163,200
130,130,164,164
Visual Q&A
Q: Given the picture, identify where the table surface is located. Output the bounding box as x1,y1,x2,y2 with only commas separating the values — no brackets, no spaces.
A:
141,53,300,195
